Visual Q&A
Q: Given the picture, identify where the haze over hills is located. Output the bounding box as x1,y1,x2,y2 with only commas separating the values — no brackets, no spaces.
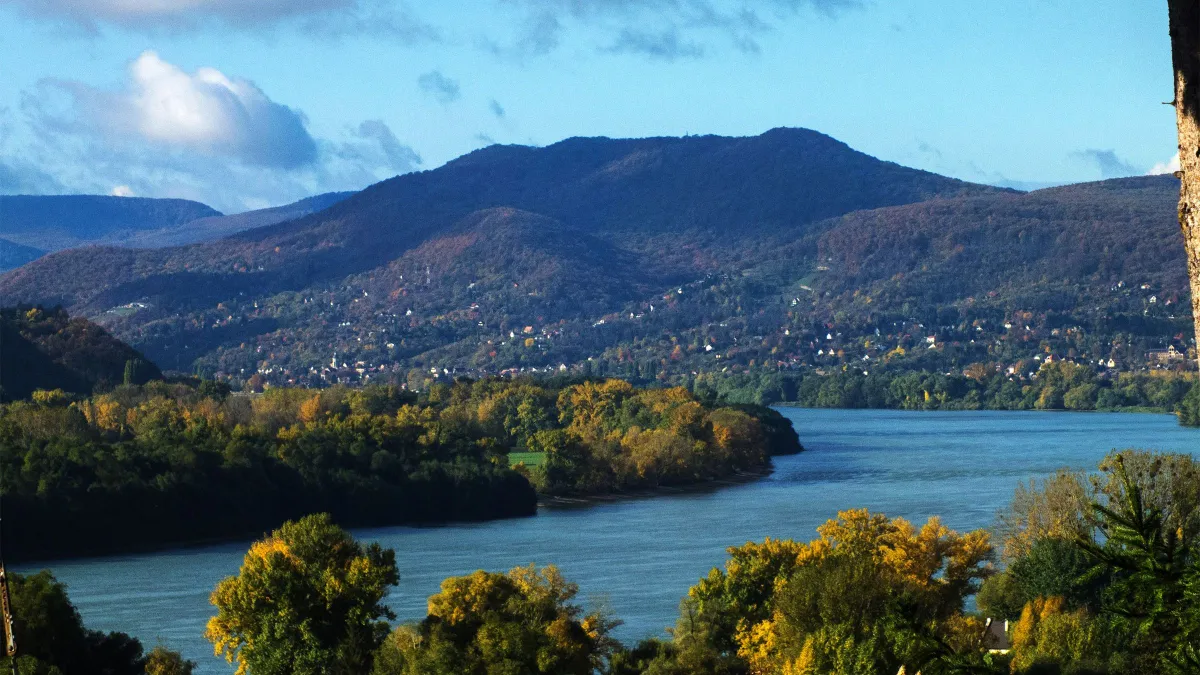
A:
0,238,45,271
122,191,355,248
0,191,356,270
0,128,1188,386
0,195,220,252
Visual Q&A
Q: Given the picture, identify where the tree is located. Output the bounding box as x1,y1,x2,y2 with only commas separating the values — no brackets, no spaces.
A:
372,564,618,675
206,513,399,675
1168,0,1200,369
1076,455,1200,673
4,570,155,675
144,646,196,675
730,510,995,675
678,511,995,675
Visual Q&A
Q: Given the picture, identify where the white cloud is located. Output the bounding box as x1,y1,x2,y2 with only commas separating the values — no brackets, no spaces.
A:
110,185,134,196
348,120,421,172
12,52,421,211
36,51,318,169
1149,152,1180,176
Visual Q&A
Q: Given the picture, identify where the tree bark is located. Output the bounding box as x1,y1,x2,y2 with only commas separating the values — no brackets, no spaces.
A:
1168,0,1200,369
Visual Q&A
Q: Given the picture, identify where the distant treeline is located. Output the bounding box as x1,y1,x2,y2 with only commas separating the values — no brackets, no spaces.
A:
692,361,1200,425
0,378,798,561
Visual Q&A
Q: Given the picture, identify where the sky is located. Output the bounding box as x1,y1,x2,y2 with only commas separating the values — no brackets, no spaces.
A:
0,0,1180,213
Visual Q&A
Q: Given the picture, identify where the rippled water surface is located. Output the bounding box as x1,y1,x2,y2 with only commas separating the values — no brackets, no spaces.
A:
19,409,1199,671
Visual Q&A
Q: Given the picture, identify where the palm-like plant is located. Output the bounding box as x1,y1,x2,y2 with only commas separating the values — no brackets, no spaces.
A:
1078,455,1200,673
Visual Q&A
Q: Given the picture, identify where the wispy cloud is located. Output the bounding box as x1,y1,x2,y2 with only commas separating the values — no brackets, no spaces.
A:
1072,148,1140,179
603,27,705,60
489,99,506,119
346,120,421,172
0,158,64,194
1,0,441,41
486,0,863,59
417,71,461,104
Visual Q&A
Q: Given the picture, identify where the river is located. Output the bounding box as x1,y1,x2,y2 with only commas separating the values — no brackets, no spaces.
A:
17,409,1199,671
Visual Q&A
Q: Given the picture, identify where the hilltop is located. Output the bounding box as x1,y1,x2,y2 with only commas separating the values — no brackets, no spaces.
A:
0,129,1187,387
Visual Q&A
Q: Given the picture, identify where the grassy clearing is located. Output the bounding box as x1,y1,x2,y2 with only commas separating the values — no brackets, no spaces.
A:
508,451,546,468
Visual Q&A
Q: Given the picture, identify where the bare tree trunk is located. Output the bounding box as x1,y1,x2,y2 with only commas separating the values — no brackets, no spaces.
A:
1169,0,1200,369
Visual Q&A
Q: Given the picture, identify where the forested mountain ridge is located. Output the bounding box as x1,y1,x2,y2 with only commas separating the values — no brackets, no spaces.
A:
0,192,355,270
0,194,219,253
121,191,355,248
0,130,1187,388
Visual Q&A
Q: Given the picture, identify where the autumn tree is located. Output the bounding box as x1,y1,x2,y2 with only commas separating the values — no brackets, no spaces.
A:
144,646,197,675
372,564,618,675
206,513,399,675
986,451,1200,673
678,511,995,675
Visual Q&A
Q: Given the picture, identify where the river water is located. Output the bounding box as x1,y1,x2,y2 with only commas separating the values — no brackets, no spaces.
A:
17,409,1199,671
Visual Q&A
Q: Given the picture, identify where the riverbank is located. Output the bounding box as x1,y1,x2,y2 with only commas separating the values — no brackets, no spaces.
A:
15,466,780,566
29,409,1197,672
538,467,773,508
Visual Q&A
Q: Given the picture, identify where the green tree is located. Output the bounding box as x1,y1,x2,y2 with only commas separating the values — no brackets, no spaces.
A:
206,513,399,675
5,570,151,675
1009,537,1102,611
1179,383,1200,427
373,564,617,675
1077,455,1200,673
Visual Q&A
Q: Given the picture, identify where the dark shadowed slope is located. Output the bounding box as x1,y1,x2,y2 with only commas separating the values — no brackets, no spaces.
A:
0,306,161,400
0,238,44,272
0,195,220,252
122,191,356,248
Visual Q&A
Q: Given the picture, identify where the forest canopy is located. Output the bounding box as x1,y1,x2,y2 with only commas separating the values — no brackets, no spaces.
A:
0,377,799,561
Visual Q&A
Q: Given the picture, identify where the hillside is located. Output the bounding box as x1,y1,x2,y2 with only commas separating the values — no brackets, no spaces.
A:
0,192,356,271
0,195,220,253
121,191,355,248
0,129,1188,387
0,238,45,271
0,306,161,400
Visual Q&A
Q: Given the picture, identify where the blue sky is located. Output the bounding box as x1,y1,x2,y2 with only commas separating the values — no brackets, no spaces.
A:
0,0,1178,212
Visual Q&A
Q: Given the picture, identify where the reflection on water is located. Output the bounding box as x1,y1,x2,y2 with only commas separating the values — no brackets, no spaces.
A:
19,409,1197,672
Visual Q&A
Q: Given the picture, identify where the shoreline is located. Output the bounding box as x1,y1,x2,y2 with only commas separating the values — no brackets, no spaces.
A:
537,467,774,509
14,467,778,568
773,403,1178,415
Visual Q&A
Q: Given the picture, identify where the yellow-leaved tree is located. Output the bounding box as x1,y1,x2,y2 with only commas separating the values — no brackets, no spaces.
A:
205,513,399,675
684,510,995,675
372,564,618,675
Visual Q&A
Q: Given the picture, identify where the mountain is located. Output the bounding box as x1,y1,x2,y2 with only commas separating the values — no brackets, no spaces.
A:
0,195,220,252
119,191,355,248
0,129,1186,386
0,306,161,400
0,238,45,271
0,192,356,269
